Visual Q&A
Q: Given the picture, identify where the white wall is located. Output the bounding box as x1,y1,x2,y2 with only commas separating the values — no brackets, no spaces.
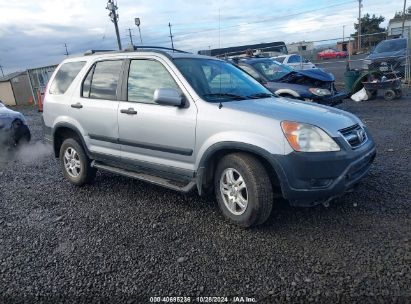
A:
0,81,16,106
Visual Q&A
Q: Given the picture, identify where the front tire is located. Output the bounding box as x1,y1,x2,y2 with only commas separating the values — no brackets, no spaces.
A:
214,153,273,227
59,138,96,186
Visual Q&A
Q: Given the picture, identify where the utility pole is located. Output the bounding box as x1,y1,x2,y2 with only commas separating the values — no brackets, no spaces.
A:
168,22,174,50
343,25,345,43
358,0,362,52
402,0,407,37
135,18,143,45
0,65,4,77
106,0,122,50
64,43,69,56
127,28,134,45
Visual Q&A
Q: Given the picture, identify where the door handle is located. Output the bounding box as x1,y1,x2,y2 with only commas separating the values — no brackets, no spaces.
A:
120,108,137,115
71,103,83,109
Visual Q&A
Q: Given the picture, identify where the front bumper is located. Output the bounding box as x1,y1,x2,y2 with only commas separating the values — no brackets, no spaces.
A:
269,132,376,207
313,91,348,106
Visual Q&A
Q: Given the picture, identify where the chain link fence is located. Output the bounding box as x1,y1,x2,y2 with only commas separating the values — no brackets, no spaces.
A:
292,33,409,97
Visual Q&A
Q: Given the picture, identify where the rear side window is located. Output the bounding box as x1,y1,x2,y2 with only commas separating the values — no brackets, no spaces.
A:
49,61,86,95
82,60,123,100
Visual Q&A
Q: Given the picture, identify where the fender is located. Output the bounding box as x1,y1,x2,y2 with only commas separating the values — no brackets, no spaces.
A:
195,141,288,197
52,122,91,157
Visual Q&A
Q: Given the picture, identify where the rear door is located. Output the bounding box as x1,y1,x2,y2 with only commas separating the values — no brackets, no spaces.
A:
69,59,124,157
117,57,197,175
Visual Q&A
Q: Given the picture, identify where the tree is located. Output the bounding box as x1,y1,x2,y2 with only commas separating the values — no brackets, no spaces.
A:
352,13,386,49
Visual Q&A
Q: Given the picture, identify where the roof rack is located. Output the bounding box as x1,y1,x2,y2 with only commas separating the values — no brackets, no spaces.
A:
124,45,189,53
84,49,116,56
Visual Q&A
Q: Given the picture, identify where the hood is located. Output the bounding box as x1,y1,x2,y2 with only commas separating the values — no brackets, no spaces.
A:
296,68,335,82
366,49,406,60
223,97,360,135
292,68,335,82
0,105,24,121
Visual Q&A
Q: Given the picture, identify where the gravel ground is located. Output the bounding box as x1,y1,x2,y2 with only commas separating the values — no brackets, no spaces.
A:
0,98,410,303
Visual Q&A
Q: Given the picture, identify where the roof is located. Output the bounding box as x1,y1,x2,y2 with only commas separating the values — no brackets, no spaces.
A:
389,15,411,24
62,48,215,63
0,71,26,82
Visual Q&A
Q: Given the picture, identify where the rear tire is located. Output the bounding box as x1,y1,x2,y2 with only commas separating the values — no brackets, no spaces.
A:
384,89,396,101
214,153,273,227
59,138,96,186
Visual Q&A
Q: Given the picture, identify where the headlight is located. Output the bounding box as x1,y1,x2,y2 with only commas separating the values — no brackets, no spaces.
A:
281,121,340,152
363,59,371,69
308,88,331,96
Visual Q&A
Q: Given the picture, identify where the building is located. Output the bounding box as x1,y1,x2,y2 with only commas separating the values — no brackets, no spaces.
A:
27,64,57,104
388,14,411,38
336,39,356,54
198,41,288,57
0,71,33,106
286,41,315,53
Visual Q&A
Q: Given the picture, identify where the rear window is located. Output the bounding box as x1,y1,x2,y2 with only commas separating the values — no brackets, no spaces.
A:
49,61,86,95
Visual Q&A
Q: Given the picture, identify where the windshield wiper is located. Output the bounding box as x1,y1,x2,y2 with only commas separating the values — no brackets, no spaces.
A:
247,92,274,99
203,93,247,100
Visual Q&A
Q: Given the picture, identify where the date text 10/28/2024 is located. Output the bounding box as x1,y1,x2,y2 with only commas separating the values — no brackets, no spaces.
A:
149,296,257,303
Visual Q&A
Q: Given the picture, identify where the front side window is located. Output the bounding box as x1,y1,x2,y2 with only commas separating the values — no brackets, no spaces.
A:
174,58,271,103
49,61,85,95
128,60,179,104
83,60,123,100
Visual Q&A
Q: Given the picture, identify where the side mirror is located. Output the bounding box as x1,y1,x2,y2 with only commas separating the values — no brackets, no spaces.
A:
153,88,184,107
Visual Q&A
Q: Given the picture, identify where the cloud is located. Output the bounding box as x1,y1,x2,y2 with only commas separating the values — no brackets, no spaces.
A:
0,0,404,74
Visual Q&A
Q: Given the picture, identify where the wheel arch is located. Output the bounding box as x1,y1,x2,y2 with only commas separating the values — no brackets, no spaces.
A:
275,89,300,98
52,123,89,158
196,142,283,196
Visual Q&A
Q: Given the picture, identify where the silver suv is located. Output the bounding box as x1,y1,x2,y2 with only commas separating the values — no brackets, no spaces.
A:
43,46,376,227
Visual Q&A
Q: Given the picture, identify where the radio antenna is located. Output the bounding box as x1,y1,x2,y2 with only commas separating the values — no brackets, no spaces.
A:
218,8,223,109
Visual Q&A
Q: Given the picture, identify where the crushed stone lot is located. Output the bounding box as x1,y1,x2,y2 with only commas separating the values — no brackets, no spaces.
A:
0,98,410,303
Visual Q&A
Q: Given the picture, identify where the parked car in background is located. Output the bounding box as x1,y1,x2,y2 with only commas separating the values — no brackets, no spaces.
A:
317,49,348,60
362,38,407,76
273,54,316,70
232,57,346,106
43,47,375,227
0,100,31,146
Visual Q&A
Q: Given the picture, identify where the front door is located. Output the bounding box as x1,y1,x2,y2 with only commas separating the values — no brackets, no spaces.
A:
118,58,197,176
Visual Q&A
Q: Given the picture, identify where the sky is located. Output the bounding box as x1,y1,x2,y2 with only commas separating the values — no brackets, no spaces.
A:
0,0,405,75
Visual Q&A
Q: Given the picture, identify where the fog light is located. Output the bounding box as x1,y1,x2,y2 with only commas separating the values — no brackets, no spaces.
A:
310,178,332,188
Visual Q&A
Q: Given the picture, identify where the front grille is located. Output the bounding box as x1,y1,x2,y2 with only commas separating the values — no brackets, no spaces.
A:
339,124,367,148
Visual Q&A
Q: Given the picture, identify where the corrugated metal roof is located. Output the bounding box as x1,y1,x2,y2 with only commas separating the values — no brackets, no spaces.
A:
0,71,26,82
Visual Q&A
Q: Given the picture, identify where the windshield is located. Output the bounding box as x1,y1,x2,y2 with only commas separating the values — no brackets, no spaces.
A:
374,39,406,53
251,59,293,81
174,58,271,102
